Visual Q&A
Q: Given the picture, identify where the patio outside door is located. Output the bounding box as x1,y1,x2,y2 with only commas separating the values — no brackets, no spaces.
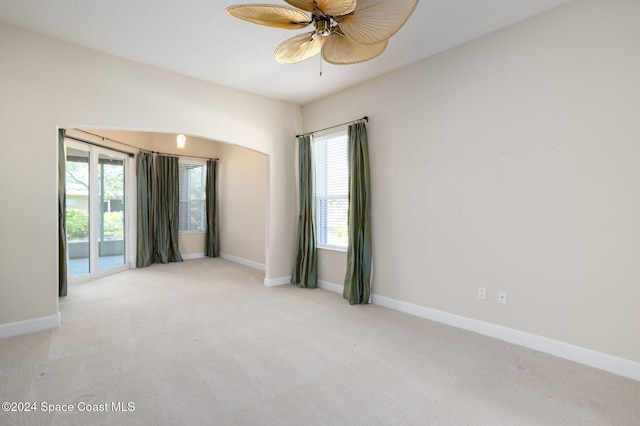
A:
65,140,128,282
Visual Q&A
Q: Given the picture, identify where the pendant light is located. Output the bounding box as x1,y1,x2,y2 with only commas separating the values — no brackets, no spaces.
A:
176,134,186,149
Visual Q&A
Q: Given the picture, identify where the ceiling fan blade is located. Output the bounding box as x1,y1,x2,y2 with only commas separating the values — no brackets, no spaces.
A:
275,32,325,64
284,0,315,12
338,0,419,45
322,32,387,65
285,0,356,16
226,5,310,30
316,0,357,16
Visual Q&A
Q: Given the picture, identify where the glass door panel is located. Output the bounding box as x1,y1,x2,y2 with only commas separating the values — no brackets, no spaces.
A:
65,145,91,278
64,140,128,283
98,153,126,272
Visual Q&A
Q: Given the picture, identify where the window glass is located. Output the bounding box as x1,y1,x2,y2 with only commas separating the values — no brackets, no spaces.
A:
313,131,348,249
179,161,206,232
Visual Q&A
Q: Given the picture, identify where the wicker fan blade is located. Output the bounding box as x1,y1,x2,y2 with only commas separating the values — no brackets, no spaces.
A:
284,0,315,12
285,0,356,15
316,0,356,16
226,5,310,30
317,0,357,16
322,32,387,65
275,32,325,64
338,0,419,45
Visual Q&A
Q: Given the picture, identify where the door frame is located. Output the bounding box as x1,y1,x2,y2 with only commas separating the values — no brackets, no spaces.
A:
65,139,132,285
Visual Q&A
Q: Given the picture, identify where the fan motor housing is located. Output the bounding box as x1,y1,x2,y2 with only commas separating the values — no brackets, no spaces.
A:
314,17,332,36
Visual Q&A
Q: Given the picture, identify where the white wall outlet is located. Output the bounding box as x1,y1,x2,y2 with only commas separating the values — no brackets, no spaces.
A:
478,287,487,300
320,258,326,266
497,291,508,304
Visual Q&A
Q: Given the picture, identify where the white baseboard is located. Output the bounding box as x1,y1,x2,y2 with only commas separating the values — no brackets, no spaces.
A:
317,279,640,381
319,280,343,294
371,294,640,382
264,276,292,287
220,253,265,271
182,253,205,260
0,313,61,339
130,254,204,264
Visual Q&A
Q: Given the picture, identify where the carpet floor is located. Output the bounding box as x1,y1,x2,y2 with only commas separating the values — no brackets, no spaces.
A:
1,258,639,425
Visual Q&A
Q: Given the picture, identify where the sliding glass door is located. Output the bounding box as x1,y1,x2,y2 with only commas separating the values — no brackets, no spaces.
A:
65,140,128,282
66,143,91,277
97,151,126,272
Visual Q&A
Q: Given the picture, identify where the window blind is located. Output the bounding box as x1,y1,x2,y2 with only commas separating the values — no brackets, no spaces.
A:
179,161,206,232
313,131,348,248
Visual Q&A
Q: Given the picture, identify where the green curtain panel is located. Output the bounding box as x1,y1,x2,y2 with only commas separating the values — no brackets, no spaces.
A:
291,135,317,289
154,155,183,263
344,121,372,305
58,129,68,297
136,151,155,268
205,159,219,257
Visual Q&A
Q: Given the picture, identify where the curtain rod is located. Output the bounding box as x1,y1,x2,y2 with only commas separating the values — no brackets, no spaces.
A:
65,135,135,157
295,116,368,138
137,148,218,162
70,129,219,161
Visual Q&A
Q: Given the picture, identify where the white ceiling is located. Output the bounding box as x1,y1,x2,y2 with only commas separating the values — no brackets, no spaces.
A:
0,0,572,105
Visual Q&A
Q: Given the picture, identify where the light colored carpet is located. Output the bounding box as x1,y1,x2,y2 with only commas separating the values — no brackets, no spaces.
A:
1,258,639,425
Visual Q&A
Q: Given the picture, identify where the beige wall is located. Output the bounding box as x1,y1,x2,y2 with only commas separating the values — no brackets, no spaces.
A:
218,143,267,265
302,0,640,363
317,248,347,286
0,22,299,328
150,132,219,159
72,128,154,152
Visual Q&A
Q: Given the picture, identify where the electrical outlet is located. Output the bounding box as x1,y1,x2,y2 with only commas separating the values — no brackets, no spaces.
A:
320,258,326,266
497,291,508,304
478,287,487,300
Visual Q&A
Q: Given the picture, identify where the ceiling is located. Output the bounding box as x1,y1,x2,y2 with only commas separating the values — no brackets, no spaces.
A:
0,0,572,105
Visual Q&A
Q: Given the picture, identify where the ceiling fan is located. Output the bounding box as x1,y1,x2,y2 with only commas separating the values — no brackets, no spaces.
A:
226,0,420,65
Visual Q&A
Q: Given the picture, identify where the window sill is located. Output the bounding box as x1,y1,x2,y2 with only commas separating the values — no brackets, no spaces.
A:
179,230,206,235
317,245,347,253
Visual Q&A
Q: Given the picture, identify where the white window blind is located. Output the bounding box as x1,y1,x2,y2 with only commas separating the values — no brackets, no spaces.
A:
313,131,348,249
179,161,206,233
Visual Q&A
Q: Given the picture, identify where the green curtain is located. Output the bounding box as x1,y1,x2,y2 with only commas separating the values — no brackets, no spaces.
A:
205,159,219,257
154,155,183,263
344,121,372,305
291,135,317,289
136,151,155,267
58,129,68,297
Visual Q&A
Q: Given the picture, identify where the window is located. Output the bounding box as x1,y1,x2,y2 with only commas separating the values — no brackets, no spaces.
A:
179,161,206,232
313,131,348,249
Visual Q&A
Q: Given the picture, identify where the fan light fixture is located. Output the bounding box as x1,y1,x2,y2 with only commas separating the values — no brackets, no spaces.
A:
226,0,419,65
177,134,186,149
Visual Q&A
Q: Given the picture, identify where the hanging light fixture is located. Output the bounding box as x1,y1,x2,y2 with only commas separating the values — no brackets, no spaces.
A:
176,134,186,149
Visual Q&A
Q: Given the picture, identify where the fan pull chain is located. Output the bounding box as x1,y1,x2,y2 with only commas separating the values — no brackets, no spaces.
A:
320,55,323,77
